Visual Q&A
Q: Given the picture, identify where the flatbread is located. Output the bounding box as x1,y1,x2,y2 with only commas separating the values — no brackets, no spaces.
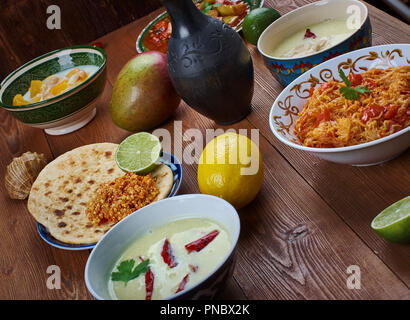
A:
151,164,174,201
27,143,173,245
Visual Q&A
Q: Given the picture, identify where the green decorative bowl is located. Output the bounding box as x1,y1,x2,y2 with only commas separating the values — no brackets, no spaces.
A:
0,45,107,135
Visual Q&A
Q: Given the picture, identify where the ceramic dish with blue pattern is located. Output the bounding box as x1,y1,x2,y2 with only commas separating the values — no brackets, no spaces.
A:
37,151,183,251
258,0,371,87
0,45,107,135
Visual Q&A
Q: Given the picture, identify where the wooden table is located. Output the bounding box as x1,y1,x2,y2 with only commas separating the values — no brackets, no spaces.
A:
1,0,409,300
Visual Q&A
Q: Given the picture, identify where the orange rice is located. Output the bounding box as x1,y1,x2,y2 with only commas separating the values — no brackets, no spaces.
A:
294,66,410,148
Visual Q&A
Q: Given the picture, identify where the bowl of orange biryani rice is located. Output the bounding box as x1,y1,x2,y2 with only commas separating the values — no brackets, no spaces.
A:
269,44,410,166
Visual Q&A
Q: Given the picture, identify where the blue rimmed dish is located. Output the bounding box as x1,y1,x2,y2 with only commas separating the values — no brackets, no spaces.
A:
37,151,183,251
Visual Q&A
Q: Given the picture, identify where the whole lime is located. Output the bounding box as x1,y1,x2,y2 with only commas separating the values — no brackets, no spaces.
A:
242,7,281,45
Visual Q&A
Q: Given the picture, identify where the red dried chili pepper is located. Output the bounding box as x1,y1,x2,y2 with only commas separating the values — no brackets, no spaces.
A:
145,268,154,300
304,28,317,39
161,239,178,268
176,273,189,293
189,264,198,273
185,230,220,253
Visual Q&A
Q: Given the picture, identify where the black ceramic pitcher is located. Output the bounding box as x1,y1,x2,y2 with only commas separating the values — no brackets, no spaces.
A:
162,0,254,124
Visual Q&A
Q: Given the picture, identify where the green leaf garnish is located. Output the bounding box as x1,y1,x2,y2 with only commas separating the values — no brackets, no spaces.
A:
111,259,150,286
355,86,371,94
339,68,351,87
338,69,370,101
201,1,222,14
340,86,358,100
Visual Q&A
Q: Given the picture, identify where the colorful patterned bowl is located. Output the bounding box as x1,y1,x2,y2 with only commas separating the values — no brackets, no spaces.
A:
258,0,372,87
269,44,410,166
0,45,107,135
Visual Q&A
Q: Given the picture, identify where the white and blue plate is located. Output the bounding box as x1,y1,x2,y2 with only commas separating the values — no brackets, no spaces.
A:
37,151,183,251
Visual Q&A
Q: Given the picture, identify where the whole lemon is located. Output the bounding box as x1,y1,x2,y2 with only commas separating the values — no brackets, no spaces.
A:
198,132,264,209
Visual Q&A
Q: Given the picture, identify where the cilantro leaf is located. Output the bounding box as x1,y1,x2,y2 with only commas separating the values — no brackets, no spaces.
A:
340,86,358,100
201,1,222,14
339,69,352,87
338,69,370,101
111,259,150,286
355,86,371,94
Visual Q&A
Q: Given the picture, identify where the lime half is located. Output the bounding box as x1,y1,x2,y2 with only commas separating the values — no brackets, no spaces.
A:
115,132,162,174
371,196,410,243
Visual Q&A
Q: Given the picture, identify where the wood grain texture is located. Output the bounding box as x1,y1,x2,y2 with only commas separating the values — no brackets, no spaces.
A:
0,110,94,299
248,0,410,287
0,0,162,80
0,1,409,300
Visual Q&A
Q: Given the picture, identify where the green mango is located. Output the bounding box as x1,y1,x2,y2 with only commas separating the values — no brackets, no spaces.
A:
110,51,180,132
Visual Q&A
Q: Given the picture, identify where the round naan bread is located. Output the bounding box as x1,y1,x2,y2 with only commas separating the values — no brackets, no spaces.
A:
27,143,173,245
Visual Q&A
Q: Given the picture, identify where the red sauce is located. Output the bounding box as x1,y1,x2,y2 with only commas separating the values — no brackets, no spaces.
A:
142,18,171,54
142,1,249,53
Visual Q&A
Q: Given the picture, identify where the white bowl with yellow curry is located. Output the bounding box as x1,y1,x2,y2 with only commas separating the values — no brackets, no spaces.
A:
85,194,240,300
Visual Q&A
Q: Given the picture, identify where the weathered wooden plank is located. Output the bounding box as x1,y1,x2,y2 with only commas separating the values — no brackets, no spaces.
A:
0,109,94,299
0,0,409,300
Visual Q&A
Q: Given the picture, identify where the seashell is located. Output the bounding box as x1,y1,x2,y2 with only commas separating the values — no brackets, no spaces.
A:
5,152,48,200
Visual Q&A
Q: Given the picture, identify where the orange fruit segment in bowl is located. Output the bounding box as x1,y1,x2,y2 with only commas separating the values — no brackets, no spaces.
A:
29,80,43,98
12,94,30,106
49,80,68,96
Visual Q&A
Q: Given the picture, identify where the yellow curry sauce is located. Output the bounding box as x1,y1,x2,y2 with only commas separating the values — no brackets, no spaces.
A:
110,218,231,300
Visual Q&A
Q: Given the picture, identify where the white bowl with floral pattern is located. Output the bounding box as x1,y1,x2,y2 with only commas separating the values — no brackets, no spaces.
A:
269,44,410,166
